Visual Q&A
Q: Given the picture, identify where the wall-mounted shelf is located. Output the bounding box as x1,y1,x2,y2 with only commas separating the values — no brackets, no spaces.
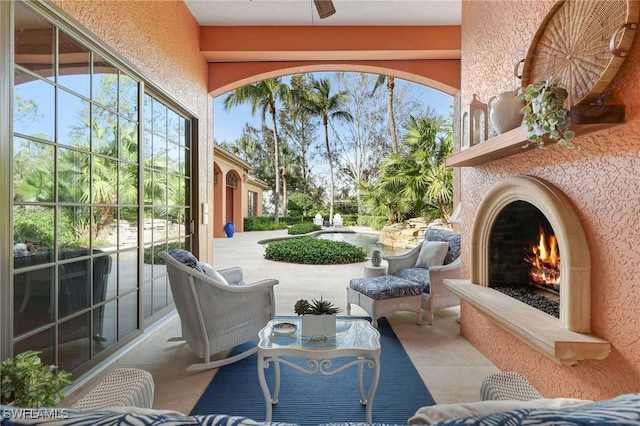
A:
446,105,625,167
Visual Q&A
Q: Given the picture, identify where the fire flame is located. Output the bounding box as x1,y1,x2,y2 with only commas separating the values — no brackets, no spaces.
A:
524,227,560,288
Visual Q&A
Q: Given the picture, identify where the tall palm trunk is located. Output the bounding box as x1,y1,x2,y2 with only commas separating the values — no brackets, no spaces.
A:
281,166,288,217
323,120,335,223
387,76,398,154
270,108,280,224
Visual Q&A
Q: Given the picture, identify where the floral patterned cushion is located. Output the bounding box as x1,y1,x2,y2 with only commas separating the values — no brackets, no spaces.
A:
392,268,431,293
349,275,423,300
425,229,461,265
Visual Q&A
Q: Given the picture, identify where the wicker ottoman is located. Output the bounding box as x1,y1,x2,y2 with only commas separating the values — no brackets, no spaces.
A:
346,275,423,328
72,368,155,410
480,372,543,401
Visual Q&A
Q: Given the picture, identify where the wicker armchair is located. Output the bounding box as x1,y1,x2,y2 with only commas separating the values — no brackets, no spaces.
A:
385,228,461,324
159,251,278,371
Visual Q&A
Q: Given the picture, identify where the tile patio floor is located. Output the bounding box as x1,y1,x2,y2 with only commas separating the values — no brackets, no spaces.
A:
63,227,499,417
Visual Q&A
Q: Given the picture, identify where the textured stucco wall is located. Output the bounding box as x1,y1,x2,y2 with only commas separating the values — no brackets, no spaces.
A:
51,0,214,262
459,1,640,399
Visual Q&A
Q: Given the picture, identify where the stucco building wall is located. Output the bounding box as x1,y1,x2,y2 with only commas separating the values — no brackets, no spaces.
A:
459,0,640,399
51,0,215,262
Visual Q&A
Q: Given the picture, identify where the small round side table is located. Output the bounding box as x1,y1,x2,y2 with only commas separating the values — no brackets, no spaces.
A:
363,263,387,278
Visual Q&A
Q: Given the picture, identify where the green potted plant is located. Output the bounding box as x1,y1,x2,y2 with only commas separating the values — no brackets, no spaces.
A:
518,78,576,149
295,297,341,340
1,350,72,407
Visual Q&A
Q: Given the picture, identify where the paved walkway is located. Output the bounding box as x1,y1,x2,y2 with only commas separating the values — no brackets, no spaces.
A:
212,226,374,317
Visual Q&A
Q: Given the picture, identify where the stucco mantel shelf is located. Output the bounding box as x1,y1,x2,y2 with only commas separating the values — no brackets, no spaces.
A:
444,279,611,366
446,105,625,167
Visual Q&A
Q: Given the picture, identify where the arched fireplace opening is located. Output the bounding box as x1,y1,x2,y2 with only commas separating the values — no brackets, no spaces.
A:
470,175,590,333
489,200,560,318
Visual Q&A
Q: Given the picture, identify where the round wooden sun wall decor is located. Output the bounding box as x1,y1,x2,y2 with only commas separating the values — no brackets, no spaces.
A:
520,0,639,106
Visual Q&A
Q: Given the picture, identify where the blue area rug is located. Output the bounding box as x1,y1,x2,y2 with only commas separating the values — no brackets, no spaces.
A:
190,317,435,425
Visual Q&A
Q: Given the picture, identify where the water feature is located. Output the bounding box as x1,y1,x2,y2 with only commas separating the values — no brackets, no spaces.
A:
314,232,410,257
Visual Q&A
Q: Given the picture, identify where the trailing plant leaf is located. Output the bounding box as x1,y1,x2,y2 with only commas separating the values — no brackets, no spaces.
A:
1,350,72,407
518,79,577,149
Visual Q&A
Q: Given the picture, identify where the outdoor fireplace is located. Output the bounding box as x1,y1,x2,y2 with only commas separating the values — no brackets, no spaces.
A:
488,200,561,318
444,175,610,366
471,175,590,332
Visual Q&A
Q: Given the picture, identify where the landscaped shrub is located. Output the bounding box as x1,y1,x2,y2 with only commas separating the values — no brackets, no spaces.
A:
288,222,321,235
245,216,298,231
357,215,388,230
264,237,366,265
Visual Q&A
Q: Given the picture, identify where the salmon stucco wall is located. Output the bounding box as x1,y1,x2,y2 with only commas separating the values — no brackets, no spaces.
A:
458,1,640,399
51,0,215,262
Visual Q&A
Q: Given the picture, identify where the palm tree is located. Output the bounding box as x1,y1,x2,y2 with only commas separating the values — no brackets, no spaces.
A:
302,78,353,223
372,75,398,154
223,78,293,223
367,113,453,221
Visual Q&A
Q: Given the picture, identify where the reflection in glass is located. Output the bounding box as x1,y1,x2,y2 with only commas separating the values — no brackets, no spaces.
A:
152,277,169,314
103,253,118,300
94,300,116,355
152,98,167,135
167,109,180,143
14,2,55,81
58,31,90,98
91,156,118,204
152,134,167,171
13,138,55,202
119,73,139,120
58,313,90,372
58,88,90,147
58,257,91,318
58,148,90,203
120,119,138,162
119,164,139,205
93,105,118,155
143,94,153,130
143,131,152,168
119,250,139,295
118,292,139,340
92,53,118,109
118,208,139,248
13,266,54,336
143,282,152,320
14,328,55,365
167,141,179,174
58,206,90,249
13,75,55,141
13,205,55,254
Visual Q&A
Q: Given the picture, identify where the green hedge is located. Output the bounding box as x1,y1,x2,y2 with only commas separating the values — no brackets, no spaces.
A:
264,238,366,265
288,222,321,235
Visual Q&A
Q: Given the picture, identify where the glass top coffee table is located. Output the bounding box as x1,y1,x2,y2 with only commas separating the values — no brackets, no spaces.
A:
257,318,381,423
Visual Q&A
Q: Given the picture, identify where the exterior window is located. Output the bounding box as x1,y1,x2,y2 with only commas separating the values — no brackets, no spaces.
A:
9,2,192,374
248,191,258,217
142,94,191,320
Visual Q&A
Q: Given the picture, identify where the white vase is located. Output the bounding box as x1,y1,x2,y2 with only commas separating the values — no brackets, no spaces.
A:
488,90,525,134
301,314,336,338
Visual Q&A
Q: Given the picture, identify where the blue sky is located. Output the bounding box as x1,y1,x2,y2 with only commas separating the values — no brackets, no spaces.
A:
212,73,454,144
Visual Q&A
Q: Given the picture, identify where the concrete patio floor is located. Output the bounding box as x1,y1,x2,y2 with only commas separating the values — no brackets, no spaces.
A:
64,227,499,417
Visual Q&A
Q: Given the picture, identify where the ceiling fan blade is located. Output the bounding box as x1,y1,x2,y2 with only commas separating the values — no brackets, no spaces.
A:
314,0,336,19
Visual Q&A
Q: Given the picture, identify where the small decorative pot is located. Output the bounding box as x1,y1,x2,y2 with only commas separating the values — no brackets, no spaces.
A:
371,249,383,267
301,314,336,339
223,222,235,238
488,90,525,134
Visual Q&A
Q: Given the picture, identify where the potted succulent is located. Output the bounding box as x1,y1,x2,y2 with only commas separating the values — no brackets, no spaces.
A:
294,297,341,340
1,350,72,407
517,78,576,149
